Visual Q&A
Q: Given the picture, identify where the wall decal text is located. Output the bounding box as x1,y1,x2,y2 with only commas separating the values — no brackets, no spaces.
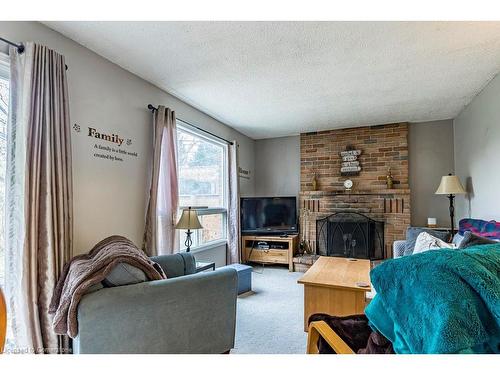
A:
73,123,139,163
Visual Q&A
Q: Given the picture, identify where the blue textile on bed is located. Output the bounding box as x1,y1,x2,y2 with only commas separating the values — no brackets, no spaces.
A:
365,244,500,353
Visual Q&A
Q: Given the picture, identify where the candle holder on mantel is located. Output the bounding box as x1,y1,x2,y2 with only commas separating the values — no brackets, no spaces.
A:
311,173,319,191
386,168,394,189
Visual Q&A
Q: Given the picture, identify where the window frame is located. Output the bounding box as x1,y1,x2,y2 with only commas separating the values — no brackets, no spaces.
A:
176,120,229,250
0,52,8,78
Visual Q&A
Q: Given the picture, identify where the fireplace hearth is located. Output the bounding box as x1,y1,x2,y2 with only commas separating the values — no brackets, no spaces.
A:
316,212,384,260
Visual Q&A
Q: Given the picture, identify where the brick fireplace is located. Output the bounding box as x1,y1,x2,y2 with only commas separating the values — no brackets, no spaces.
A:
299,123,410,259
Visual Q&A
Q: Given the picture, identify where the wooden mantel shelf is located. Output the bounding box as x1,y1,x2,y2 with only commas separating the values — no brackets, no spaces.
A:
300,189,410,196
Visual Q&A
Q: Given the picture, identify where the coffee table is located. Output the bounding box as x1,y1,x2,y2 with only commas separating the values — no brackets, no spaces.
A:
297,256,371,331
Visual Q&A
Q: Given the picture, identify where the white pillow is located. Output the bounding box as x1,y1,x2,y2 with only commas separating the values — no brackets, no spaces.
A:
413,231,454,254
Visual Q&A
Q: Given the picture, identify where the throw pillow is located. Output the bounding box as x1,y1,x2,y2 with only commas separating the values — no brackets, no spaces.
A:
458,231,498,249
404,227,450,256
413,232,454,254
452,233,464,247
102,263,147,287
458,218,500,240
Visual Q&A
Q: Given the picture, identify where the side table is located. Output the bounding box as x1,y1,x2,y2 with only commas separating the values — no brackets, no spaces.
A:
195,261,216,273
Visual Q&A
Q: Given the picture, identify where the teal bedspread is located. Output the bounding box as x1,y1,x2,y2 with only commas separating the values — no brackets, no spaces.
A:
365,244,500,354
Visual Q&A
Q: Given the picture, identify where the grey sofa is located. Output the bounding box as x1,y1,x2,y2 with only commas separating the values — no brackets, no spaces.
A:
73,253,238,354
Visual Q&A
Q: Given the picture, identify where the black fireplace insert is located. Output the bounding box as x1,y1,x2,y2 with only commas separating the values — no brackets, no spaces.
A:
316,212,384,260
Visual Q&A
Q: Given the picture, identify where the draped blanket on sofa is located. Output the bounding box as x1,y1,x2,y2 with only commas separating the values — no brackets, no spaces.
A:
366,244,500,354
49,236,166,338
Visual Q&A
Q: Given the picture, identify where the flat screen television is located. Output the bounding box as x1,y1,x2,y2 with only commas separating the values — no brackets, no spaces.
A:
240,197,298,234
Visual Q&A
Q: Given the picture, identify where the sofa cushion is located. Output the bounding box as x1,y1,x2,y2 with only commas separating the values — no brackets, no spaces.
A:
404,227,450,256
102,263,147,287
413,232,454,254
458,218,500,240
458,231,498,249
150,253,196,278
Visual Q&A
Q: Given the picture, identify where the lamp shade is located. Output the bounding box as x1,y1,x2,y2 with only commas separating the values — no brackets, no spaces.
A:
175,207,203,230
435,175,466,195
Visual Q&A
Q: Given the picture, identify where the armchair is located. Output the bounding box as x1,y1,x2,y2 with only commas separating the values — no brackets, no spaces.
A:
73,253,238,354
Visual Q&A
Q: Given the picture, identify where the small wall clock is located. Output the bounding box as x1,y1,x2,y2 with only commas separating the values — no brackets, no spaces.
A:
344,179,353,191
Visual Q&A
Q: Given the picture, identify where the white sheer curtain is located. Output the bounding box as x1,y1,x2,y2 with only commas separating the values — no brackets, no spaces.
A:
5,43,30,352
227,141,240,264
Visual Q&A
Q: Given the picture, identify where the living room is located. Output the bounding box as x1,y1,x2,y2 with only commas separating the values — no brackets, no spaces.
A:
1,1,500,373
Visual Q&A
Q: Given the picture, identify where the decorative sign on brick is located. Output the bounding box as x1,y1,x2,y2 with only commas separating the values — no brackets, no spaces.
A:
340,148,362,176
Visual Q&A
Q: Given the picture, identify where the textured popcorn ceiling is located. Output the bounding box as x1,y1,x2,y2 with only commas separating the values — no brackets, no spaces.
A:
44,21,500,139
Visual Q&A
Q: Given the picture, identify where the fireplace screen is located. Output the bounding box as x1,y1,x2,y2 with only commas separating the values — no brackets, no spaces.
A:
316,212,384,260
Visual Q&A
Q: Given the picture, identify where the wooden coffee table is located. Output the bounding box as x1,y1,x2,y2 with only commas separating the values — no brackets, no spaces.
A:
297,256,371,331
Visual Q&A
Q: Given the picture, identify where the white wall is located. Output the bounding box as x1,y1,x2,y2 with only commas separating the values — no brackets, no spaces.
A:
454,73,500,221
0,21,255,258
408,120,455,227
254,136,300,198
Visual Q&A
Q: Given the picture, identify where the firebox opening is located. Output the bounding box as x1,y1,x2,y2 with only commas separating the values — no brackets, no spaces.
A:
316,212,384,260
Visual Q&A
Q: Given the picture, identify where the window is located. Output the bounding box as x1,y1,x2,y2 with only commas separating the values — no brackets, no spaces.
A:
176,122,228,250
0,53,9,289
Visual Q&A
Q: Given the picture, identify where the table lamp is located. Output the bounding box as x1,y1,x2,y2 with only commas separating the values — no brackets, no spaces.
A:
435,174,466,236
175,207,203,252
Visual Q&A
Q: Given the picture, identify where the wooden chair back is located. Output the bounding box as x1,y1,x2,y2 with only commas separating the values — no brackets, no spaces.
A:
306,321,355,354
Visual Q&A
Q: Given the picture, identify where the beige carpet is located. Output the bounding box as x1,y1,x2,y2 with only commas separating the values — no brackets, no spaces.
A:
232,265,307,354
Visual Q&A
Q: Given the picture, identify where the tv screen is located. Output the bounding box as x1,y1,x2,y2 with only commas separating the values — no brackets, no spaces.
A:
240,197,297,234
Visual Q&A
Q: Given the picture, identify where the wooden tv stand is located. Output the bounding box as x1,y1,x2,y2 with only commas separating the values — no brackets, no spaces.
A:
241,234,298,271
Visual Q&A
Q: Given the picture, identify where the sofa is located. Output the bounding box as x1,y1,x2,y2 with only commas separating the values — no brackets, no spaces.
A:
73,253,238,354
393,218,500,258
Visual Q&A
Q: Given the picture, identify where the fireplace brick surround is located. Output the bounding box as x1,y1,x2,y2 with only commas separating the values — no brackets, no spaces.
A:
299,123,411,259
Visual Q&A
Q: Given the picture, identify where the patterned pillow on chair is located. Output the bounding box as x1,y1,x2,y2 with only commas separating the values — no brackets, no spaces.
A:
458,218,500,240
413,232,454,254
404,227,450,256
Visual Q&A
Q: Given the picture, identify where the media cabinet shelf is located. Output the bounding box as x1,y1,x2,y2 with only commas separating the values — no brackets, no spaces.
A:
241,234,299,272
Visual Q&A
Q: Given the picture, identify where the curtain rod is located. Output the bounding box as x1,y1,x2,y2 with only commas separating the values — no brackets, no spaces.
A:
0,37,25,54
147,104,234,145
0,37,68,70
